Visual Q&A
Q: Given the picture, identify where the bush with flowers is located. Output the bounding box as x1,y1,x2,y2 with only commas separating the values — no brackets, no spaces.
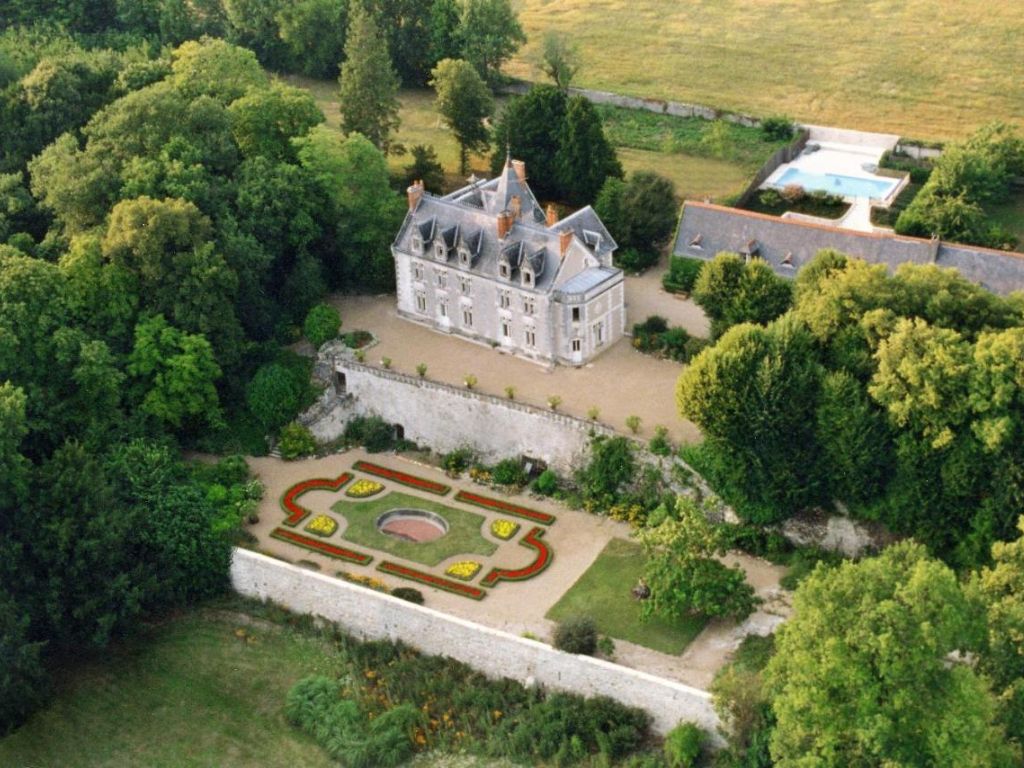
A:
305,514,338,537
490,519,520,540
346,478,385,498
445,560,481,581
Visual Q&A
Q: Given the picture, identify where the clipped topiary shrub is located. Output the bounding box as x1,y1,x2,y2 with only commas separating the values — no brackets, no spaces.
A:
553,615,598,655
391,587,424,604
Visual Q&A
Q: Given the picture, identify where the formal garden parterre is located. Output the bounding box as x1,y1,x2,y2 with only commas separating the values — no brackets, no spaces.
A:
266,458,562,601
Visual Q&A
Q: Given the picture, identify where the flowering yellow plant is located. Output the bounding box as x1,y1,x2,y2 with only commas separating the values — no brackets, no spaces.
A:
305,514,338,537
346,478,384,498
445,560,481,581
490,519,520,540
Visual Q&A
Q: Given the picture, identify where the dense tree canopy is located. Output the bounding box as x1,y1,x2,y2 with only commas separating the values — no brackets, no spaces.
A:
765,542,1018,767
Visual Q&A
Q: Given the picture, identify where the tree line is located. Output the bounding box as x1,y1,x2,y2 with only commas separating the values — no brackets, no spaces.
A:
679,249,1024,571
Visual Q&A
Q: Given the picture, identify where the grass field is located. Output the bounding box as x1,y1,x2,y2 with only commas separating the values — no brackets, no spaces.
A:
507,1,1024,142
331,491,496,566
0,609,338,768
0,605,511,768
281,73,757,202
547,538,706,655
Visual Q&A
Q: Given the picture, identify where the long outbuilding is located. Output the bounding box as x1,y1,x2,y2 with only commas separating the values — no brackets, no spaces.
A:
673,201,1024,295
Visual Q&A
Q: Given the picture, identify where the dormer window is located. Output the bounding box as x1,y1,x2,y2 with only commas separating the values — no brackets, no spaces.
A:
434,242,448,261
689,233,703,249
459,248,471,266
522,270,533,288
499,262,510,279
411,235,423,254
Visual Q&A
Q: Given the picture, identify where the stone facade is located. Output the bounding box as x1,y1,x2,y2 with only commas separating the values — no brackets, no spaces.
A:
231,548,721,739
393,160,625,366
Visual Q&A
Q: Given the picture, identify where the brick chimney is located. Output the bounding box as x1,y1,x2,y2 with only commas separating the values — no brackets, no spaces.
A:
497,210,513,239
559,229,573,257
510,194,521,219
546,204,558,227
511,159,526,182
406,179,424,211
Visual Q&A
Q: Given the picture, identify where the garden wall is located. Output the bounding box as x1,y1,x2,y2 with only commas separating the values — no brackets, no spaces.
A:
309,355,615,473
501,79,762,127
231,548,721,738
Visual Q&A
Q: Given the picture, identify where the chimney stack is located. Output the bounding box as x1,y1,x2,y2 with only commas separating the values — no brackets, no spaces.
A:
510,194,521,220
497,210,513,239
406,179,424,211
511,159,526,182
546,204,558,227
559,229,572,258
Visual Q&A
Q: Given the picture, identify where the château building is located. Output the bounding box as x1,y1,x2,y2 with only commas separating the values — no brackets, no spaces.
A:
393,158,625,366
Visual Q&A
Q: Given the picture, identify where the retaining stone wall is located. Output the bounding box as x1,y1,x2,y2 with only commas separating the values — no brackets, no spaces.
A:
231,548,721,738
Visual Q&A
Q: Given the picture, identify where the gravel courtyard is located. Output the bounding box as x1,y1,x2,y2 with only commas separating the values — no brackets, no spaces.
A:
328,264,708,445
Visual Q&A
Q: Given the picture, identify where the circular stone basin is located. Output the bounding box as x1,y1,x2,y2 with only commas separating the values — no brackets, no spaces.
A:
376,509,449,543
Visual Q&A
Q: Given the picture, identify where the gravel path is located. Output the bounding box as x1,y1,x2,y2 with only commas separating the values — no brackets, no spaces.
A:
244,451,789,690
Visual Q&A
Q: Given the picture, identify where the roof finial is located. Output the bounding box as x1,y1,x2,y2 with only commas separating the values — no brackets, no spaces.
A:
505,140,511,167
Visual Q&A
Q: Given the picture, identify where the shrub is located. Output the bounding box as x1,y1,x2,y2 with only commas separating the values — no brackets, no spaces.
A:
663,722,704,768
464,374,477,389
649,426,671,456
285,675,344,729
343,330,373,348
442,447,476,475
492,458,527,487
548,394,563,410
492,692,650,762
278,422,316,460
380,357,391,369
576,435,636,508
415,363,427,378
533,468,559,496
779,183,805,203
663,257,704,295
616,246,659,273
303,303,341,348
391,587,424,604
626,415,642,434
553,616,598,655
758,188,783,208
344,415,397,453
587,405,601,421
761,115,794,141
636,315,669,335
660,327,690,361
504,385,516,399
597,635,616,658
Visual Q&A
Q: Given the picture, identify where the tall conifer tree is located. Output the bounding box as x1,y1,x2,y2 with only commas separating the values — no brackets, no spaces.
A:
338,2,401,154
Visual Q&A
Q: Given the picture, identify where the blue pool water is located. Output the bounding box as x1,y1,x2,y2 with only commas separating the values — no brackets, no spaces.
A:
774,167,897,199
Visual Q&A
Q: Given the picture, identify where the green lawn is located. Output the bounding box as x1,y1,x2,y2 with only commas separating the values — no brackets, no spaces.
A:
0,609,338,768
547,538,706,655
280,73,754,202
331,491,496,566
986,191,1024,252
508,1,1024,142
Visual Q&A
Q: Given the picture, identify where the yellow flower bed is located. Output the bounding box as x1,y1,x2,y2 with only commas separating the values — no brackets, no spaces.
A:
346,478,384,498
305,514,338,537
490,519,520,540
445,560,481,581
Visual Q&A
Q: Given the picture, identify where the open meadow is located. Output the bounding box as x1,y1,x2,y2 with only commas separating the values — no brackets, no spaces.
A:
280,75,761,202
508,0,1024,141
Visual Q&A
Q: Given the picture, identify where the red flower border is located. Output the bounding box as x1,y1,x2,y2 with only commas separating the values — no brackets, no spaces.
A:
481,527,552,587
270,527,373,565
377,561,485,600
280,472,354,526
354,460,450,496
454,491,555,525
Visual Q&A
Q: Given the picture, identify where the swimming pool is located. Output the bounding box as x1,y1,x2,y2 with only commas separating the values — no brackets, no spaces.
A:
773,167,897,199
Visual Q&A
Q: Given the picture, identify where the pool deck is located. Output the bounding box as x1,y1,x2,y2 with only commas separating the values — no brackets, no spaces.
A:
763,140,903,206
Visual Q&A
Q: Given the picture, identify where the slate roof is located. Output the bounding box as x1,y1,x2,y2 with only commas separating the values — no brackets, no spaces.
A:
555,266,620,296
396,159,620,296
674,202,1024,295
